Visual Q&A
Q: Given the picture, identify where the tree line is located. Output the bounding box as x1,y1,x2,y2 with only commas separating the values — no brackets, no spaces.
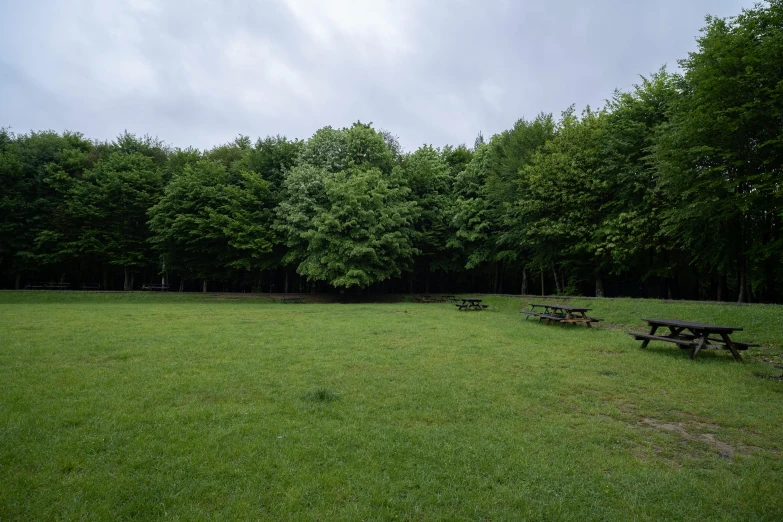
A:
1,2,781,301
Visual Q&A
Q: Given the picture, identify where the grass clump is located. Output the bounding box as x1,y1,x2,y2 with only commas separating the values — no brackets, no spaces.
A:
302,387,340,403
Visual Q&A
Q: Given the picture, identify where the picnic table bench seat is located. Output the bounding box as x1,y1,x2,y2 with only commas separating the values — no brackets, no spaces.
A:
666,331,759,349
629,332,699,347
81,283,101,290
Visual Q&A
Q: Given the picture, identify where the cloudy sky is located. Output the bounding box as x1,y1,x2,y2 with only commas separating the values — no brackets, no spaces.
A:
0,0,753,152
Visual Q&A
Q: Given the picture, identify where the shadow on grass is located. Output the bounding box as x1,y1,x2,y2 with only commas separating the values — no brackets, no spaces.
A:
641,345,741,365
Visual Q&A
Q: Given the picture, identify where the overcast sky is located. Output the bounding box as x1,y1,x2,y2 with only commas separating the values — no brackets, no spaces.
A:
0,0,754,152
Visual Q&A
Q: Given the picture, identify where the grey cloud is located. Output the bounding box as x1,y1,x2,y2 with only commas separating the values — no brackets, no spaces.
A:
0,0,752,152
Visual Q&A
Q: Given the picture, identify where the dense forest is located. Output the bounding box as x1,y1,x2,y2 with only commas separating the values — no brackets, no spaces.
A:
1,2,782,301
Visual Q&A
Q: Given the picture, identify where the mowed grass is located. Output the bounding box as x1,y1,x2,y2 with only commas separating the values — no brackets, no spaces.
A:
1,292,782,521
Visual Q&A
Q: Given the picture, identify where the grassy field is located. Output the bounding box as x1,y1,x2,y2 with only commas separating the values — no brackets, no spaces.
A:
1,292,782,521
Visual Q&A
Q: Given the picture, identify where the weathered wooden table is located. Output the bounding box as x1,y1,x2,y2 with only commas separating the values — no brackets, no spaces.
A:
629,318,758,361
456,297,486,311
141,284,169,291
520,303,601,327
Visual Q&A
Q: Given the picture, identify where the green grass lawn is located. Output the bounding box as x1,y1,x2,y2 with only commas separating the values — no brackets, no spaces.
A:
1,292,782,521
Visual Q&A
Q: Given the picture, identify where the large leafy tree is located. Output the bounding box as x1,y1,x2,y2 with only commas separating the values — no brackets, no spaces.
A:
655,1,783,302
449,143,495,272
0,131,94,283
65,152,162,289
514,108,609,295
597,71,680,296
277,124,418,289
489,115,556,293
404,145,455,288
0,129,26,287
149,159,276,290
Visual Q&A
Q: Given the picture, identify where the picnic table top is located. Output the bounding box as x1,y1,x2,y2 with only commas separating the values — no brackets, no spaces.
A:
460,297,483,301
529,303,591,312
642,318,742,333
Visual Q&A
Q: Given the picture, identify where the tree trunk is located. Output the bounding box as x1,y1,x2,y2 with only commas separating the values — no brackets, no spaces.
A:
202,280,208,293
521,268,528,295
124,267,130,291
717,271,727,302
409,273,414,294
130,272,135,291
493,262,500,294
284,270,289,294
540,270,545,296
551,259,562,294
102,266,108,290
179,279,184,292
666,279,673,300
737,261,747,303
425,271,430,294
595,271,604,298
14,273,21,290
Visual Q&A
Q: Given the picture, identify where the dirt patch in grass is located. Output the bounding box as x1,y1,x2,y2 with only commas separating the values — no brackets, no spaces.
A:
640,418,736,459
595,349,625,356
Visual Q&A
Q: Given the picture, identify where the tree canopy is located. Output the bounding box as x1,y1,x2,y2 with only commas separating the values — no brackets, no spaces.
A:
1,2,781,301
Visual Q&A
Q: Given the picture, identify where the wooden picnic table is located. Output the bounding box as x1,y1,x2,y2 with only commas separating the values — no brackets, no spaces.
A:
629,318,758,361
281,295,305,303
455,297,486,311
141,283,169,291
520,303,601,327
24,282,70,290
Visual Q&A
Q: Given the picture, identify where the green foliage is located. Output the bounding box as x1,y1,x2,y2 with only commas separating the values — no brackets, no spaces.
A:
148,160,277,282
599,70,680,278
66,151,162,271
4,130,94,273
450,143,494,269
404,145,455,271
278,164,417,288
655,1,783,300
516,108,609,278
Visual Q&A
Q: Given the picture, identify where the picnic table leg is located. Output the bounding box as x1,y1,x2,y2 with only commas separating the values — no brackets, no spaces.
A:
690,336,706,360
719,333,743,361
640,325,658,349
579,312,592,328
